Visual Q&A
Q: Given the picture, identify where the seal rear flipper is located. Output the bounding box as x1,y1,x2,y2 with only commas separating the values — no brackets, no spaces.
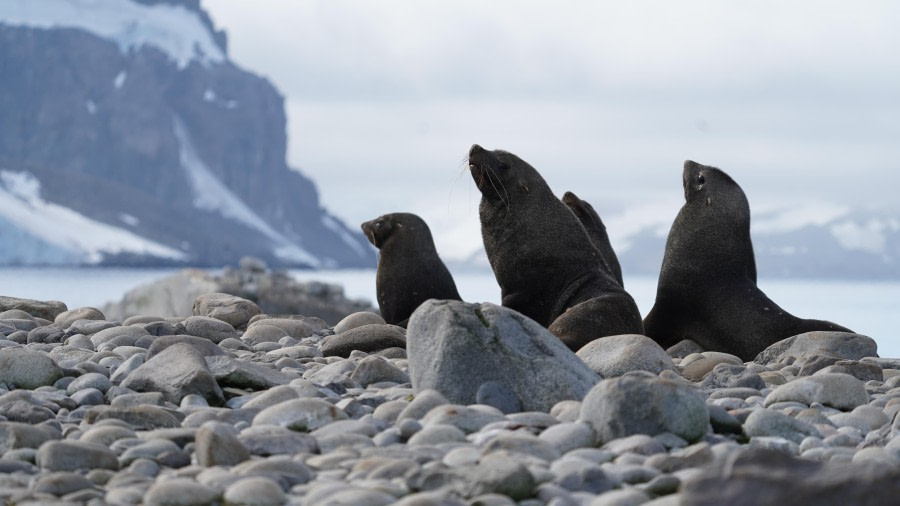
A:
548,294,644,352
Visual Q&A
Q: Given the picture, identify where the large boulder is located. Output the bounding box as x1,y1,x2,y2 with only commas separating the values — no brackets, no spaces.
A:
406,300,599,412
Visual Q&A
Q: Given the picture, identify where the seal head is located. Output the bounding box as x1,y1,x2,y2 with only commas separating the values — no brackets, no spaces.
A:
361,212,461,327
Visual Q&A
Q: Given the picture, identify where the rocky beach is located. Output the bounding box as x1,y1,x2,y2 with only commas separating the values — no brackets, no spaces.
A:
0,266,897,505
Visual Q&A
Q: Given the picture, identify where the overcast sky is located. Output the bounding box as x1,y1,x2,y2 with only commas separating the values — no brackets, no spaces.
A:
202,0,900,259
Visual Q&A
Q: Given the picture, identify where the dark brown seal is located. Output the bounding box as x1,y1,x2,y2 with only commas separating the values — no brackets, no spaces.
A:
562,191,625,287
361,212,461,327
468,144,643,350
643,160,853,361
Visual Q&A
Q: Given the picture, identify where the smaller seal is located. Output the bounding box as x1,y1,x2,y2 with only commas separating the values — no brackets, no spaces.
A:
562,191,625,287
361,212,462,327
643,160,853,360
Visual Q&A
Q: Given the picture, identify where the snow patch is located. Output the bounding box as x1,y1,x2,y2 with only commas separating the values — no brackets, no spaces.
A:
203,89,216,102
173,118,321,267
830,220,890,254
0,0,225,69
85,99,97,114
113,70,127,89
322,214,366,257
0,170,187,263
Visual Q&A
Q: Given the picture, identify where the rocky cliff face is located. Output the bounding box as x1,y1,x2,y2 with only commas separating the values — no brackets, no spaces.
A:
0,0,375,268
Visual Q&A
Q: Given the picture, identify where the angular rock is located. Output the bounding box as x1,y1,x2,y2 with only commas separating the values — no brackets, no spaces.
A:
576,334,675,377
743,409,820,444
754,331,878,365
764,373,868,410
205,355,294,390
196,421,251,467
407,301,599,412
0,347,64,389
580,373,709,443
192,293,262,329
321,324,407,358
122,343,224,406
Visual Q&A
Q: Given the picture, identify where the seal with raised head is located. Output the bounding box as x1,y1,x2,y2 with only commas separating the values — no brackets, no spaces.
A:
562,191,625,287
468,144,643,350
361,212,462,328
643,160,853,361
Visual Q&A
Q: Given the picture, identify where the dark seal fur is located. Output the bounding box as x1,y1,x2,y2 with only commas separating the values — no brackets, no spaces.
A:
643,160,853,361
361,213,461,327
562,191,625,287
469,144,643,350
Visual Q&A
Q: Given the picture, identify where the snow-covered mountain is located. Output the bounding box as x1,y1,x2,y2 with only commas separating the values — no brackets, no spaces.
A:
0,0,375,268
456,201,900,280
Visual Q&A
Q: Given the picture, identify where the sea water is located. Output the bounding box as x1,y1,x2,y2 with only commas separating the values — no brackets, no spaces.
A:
2,267,898,358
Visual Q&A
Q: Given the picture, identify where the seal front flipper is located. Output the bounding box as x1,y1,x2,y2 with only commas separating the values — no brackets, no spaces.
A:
361,212,461,327
549,293,644,352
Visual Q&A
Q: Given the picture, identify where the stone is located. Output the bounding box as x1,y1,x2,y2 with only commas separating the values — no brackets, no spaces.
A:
743,409,820,444
350,355,409,386
238,426,318,456
580,374,709,443
667,339,706,359
0,347,64,389
753,331,878,365
550,458,613,493
397,389,449,422
0,422,61,453
121,343,224,406
54,307,105,328
85,405,182,430
252,398,348,431
0,391,56,423
421,405,506,434
764,373,868,410
36,440,119,471
144,478,221,506
146,335,227,359
67,372,112,394
90,325,150,347
407,301,599,412
32,471,96,496
182,315,240,343
205,355,294,390
576,334,675,377
27,324,65,344
682,352,743,381
476,380,522,414
321,324,407,357
681,447,900,505
196,421,251,467
334,311,386,334
539,422,596,454
699,363,766,390
241,324,288,344
192,293,262,329
0,296,67,320
467,451,536,500
223,476,286,506
591,489,652,506
247,318,316,339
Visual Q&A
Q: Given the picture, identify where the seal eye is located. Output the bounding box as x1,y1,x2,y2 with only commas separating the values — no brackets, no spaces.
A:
497,161,510,171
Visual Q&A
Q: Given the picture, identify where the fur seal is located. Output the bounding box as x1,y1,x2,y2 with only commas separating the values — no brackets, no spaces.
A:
643,160,853,361
361,212,461,327
468,144,643,350
562,191,625,287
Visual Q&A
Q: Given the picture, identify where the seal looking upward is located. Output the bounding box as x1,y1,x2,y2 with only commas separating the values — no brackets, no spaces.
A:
562,191,625,287
361,213,461,327
643,160,853,361
468,144,643,350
